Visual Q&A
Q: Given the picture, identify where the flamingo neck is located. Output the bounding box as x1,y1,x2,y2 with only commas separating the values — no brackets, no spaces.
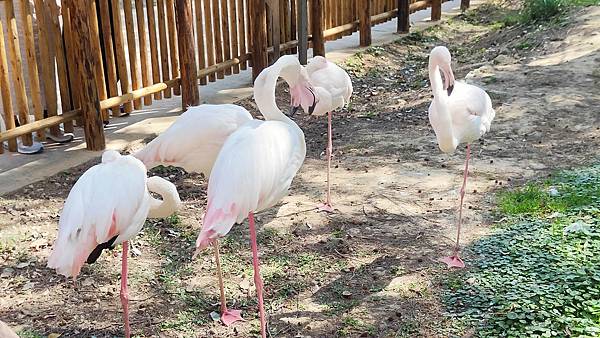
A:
429,60,446,98
253,59,302,126
429,59,457,152
147,177,181,218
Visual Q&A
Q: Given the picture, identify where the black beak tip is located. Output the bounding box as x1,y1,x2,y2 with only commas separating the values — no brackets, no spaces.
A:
447,85,454,96
289,105,299,116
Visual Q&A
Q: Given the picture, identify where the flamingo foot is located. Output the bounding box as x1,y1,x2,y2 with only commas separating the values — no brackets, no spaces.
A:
440,255,465,269
221,309,244,326
317,203,334,213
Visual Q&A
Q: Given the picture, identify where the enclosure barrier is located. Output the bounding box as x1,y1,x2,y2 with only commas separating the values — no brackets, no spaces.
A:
0,0,466,153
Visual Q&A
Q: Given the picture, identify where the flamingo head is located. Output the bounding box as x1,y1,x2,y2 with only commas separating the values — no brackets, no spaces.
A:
430,46,456,95
288,68,318,116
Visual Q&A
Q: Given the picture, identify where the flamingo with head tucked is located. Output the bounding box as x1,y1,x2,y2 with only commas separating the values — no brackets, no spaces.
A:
47,150,181,338
291,56,352,213
427,46,495,268
195,55,313,338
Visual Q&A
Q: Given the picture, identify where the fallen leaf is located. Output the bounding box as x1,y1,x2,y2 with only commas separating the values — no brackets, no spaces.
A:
209,311,220,322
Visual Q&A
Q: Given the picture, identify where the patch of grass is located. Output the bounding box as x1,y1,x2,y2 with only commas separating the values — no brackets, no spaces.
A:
17,330,44,338
444,165,600,337
521,0,600,24
337,316,377,336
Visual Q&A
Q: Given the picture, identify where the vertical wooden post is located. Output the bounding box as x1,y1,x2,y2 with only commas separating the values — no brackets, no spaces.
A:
251,0,267,80
146,0,162,100
70,0,105,151
310,0,325,57
123,0,142,109
19,0,44,139
461,0,470,11
269,0,281,61
194,0,207,83
98,0,120,115
111,0,134,114
33,0,61,136
431,0,441,21
89,1,110,123
5,0,33,146
157,0,172,97
0,20,17,152
175,0,200,109
135,0,152,105
297,0,308,64
397,0,409,33
359,0,371,47
166,0,181,95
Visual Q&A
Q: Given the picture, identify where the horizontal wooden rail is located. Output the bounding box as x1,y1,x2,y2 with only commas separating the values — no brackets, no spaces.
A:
100,78,181,111
323,21,359,39
198,58,242,78
0,110,81,143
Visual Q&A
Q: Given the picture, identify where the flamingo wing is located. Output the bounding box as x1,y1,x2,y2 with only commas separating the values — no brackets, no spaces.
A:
134,104,253,175
196,120,306,249
308,59,353,106
47,151,151,278
448,81,495,143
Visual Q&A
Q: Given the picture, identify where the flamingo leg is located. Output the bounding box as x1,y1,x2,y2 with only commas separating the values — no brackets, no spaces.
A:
248,212,267,338
318,111,334,213
120,241,131,338
441,144,470,269
213,240,243,326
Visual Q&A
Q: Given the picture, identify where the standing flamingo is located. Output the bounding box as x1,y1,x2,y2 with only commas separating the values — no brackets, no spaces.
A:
134,104,251,326
47,150,181,338
133,61,314,326
291,56,352,212
427,46,495,268
195,55,313,338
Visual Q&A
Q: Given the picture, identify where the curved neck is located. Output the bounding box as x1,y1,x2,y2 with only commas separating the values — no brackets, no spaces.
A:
147,176,181,218
253,58,301,125
429,59,445,98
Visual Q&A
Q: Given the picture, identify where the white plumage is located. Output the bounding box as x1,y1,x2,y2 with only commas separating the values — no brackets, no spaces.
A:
306,55,353,116
428,46,495,153
134,104,253,175
196,56,307,247
47,150,181,278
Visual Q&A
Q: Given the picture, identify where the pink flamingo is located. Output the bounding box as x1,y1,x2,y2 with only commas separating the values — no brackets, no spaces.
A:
195,55,313,338
47,150,181,338
291,56,352,212
428,46,495,268
134,58,314,327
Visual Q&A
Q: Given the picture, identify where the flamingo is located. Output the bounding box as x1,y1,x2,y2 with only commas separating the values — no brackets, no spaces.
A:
427,46,495,268
47,150,181,338
195,55,313,338
291,56,352,212
133,62,314,326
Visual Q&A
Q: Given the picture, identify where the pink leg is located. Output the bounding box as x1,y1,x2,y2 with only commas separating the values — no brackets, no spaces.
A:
120,241,131,338
318,111,334,213
214,240,243,326
440,144,470,269
248,212,267,338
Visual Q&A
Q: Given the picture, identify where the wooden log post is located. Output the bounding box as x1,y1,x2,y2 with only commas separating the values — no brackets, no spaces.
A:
98,0,121,116
19,0,44,139
5,0,33,146
166,0,181,95
70,0,105,151
251,0,268,80
111,0,134,114
269,0,281,62
461,0,470,11
123,0,142,110
297,0,308,64
431,0,441,21
0,20,17,152
89,0,110,123
135,0,152,105
175,0,200,109
146,0,162,100
359,0,371,47
397,0,409,33
310,0,325,57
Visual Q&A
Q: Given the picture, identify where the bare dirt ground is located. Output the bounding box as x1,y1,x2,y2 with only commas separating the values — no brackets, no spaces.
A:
1,2,600,337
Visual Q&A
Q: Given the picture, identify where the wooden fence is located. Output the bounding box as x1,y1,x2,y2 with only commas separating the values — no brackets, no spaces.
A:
0,0,466,153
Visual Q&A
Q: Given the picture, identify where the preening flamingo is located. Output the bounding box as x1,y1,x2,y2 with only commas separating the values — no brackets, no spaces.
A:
195,55,313,338
428,46,495,268
291,55,352,212
134,66,314,326
134,104,252,325
47,150,181,338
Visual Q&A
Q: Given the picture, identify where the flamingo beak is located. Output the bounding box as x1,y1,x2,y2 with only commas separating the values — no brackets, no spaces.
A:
307,87,318,115
289,105,300,117
443,66,455,96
